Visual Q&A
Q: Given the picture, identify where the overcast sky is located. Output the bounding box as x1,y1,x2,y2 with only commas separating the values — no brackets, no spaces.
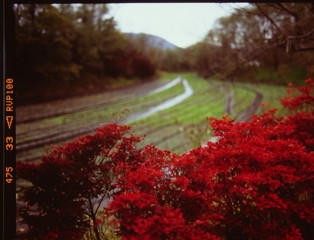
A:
107,3,249,48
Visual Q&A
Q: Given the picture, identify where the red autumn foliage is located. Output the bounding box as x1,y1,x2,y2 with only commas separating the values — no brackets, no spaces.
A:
108,79,314,240
280,79,314,111
18,79,314,239
17,124,144,239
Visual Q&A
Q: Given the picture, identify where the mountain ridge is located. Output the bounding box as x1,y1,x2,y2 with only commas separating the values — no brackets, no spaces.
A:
125,32,180,51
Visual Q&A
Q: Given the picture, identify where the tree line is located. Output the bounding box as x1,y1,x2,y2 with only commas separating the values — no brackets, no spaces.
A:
14,4,157,105
172,3,314,85
14,3,314,105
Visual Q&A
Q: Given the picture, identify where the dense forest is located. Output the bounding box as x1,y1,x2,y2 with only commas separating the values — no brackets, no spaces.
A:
14,3,314,105
14,4,157,105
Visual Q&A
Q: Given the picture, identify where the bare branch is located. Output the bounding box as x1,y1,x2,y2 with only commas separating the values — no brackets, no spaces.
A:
294,46,314,51
95,193,108,214
254,3,284,36
276,3,298,21
304,3,314,16
287,27,314,40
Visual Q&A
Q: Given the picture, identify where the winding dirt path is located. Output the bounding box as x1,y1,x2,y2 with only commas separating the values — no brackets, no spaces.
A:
17,78,177,124
235,86,264,122
206,83,264,145
16,77,263,162
16,77,189,158
214,81,264,121
124,78,193,123
222,84,236,116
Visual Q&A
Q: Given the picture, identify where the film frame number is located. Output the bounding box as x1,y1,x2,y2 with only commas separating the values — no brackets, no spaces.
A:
5,167,14,183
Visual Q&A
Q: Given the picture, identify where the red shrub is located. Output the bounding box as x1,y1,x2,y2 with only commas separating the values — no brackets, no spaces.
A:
108,79,314,239
18,79,314,239
280,79,314,112
17,124,143,239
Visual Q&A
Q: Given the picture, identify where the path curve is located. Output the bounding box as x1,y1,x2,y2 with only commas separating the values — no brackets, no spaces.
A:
147,76,181,95
17,77,194,157
124,78,193,123
17,78,179,124
206,83,264,145
235,87,264,122
216,82,264,122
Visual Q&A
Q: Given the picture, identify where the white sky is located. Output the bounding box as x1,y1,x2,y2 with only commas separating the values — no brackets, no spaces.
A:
107,3,249,48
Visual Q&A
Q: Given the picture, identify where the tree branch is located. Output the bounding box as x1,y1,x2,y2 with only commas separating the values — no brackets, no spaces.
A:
287,27,314,40
275,3,298,21
255,3,284,36
304,3,314,16
95,193,109,214
87,196,101,240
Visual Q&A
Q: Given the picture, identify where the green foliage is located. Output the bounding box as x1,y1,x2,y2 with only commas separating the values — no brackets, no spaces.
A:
14,4,157,105
15,5,81,102
255,68,285,83
14,3,313,105
255,65,308,85
182,3,313,85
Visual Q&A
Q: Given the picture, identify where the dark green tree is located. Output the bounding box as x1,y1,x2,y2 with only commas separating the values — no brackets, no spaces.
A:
14,3,157,105
15,4,81,104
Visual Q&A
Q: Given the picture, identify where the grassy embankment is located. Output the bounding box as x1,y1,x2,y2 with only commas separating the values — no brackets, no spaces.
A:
130,73,289,154
17,73,289,162
17,74,179,162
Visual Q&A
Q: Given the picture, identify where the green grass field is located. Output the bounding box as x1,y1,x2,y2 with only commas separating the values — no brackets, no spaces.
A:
129,73,288,154
16,72,290,161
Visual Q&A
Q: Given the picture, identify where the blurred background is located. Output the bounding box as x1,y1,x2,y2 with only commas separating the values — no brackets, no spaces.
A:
14,2,314,162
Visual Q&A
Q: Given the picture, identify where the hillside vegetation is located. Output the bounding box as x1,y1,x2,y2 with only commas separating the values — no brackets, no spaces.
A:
14,3,314,106
14,4,156,105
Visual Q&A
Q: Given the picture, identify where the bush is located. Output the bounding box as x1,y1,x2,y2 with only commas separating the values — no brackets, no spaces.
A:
108,79,314,240
17,124,144,239
18,79,314,239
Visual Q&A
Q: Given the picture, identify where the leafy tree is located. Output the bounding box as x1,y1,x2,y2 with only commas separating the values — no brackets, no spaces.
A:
17,124,143,240
159,49,191,73
15,4,81,103
129,54,156,78
253,3,314,53
186,3,313,84
14,4,157,105
72,4,126,78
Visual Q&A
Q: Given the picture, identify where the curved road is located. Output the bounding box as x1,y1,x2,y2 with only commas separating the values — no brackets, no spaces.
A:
16,76,263,161
16,77,193,157
124,78,193,123
235,86,264,122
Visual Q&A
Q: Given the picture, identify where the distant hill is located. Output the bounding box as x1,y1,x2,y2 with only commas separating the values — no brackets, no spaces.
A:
125,33,180,51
